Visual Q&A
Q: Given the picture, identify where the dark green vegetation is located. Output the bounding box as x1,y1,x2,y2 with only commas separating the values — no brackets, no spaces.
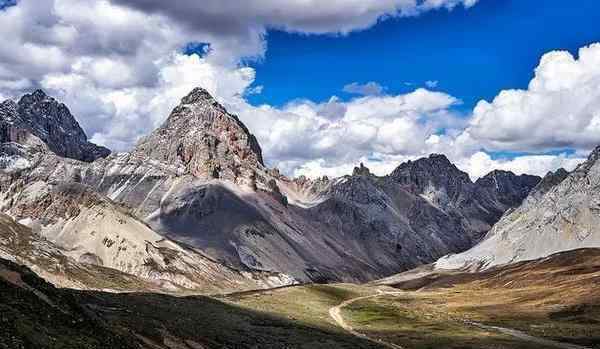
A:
0,258,137,349
0,257,381,349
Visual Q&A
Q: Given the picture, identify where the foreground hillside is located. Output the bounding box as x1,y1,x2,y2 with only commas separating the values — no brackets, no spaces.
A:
2,248,599,348
0,257,381,349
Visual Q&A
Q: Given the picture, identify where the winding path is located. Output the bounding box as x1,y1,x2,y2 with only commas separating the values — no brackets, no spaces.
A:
465,321,592,349
329,289,591,349
328,290,404,349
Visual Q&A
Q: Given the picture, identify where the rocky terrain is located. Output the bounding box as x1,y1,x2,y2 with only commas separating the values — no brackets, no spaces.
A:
0,90,109,165
0,207,289,294
0,88,541,290
436,146,600,271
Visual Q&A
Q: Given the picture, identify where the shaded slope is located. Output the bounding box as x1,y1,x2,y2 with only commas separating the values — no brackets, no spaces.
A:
0,257,384,349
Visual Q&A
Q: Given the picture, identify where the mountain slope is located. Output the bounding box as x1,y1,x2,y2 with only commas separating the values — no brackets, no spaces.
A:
0,256,383,349
0,177,292,293
0,212,163,292
436,147,600,271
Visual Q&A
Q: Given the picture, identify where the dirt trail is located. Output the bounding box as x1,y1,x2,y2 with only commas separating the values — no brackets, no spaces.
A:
328,290,404,349
329,289,592,349
466,321,592,349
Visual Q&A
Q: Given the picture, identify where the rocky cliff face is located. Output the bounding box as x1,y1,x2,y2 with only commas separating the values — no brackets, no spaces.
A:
389,154,540,241
133,88,263,183
304,156,541,278
436,147,600,271
0,88,541,287
0,90,109,163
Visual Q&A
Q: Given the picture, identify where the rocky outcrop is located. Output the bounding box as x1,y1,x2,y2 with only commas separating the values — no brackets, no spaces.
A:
0,90,109,162
527,168,569,201
475,170,541,207
389,154,540,241
436,147,600,271
304,156,541,278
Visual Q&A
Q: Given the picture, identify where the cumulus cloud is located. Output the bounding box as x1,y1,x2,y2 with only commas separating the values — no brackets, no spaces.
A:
0,0,259,150
343,81,384,96
233,88,465,175
0,0,480,150
43,53,256,150
112,0,479,36
463,43,600,153
0,0,591,180
457,152,582,180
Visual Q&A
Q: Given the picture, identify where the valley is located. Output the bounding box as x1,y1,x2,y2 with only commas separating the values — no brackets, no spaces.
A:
1,88,599,348
2,247,599,348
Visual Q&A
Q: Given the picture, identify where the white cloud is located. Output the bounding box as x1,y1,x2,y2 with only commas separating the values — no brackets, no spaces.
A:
0,0,480,152
0,0,592,181
457,152,583,180
43,53,255,151
233,88,464,175
464,43,600,152
343,82,384,96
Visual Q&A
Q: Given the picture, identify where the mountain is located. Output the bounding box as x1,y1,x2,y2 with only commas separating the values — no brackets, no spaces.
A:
0,90,109,164
436,147,600,271
133,87,264,181
0,88,540,288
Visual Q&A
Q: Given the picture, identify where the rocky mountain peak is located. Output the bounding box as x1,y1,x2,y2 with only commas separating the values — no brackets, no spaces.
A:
527,168,569,201
571,145,600,177
180,87,218,105
475,170,540,206
436,145,600,271
19,89,48,104
0,90,110,162
352,162,372,176
390,153,471,193
133,87,264,182
477,169,540,186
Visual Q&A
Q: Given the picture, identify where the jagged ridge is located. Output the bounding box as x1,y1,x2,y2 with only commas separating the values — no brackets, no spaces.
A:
0,90,109,162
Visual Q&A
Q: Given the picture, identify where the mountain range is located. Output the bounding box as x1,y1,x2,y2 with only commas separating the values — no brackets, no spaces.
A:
0,88,541,292
2,87,600,349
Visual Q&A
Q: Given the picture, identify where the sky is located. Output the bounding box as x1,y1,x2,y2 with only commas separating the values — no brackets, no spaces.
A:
0,0,599,179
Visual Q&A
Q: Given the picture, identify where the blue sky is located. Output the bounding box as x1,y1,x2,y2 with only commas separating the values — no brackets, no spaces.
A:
0,0,16,8
246,0,600,111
